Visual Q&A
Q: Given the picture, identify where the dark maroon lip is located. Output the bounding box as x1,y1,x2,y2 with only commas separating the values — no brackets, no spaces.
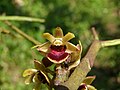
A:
47,45,69,62
78,84,87,90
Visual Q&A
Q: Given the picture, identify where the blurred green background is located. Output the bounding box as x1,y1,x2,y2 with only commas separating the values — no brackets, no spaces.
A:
0,0,120,90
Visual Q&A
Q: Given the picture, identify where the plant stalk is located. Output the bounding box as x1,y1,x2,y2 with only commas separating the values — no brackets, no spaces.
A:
0,16,45,23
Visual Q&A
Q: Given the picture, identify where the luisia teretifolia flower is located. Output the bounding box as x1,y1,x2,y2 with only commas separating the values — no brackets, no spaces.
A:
78,76,97,90
23,60,53,90
23,27,96,90
33,27,82,70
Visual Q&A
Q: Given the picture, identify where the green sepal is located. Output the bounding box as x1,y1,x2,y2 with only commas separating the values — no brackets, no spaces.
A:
25,75,34,85
87,85,97,90
62,32,75,43
23,69,37,77
43,33,55,43
54,27,63,38
34,60,45,71
82,76,96,85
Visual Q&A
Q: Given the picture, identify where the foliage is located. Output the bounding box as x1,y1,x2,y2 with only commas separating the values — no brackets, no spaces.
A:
0,0,120,90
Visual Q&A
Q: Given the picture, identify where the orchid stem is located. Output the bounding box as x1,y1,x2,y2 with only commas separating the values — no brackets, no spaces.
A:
101,39,120,47
0,16,45,23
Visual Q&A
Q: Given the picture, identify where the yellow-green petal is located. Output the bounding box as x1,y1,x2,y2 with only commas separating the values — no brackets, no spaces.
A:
82,76,96,85
68,57,80,70
25,75,34,85
32,42,50,54
79,40,82,54
43,33,55,43
62,32,75,43
40,70,51,84
66,42,81,64
87,85,97,90
66,42,78,52
33,72,41,83
23,69,37,77
34,60,45,71
54,27,63,38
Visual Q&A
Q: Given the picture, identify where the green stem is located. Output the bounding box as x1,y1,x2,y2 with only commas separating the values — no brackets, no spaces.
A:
101,39,120,47
0,16,45,23
4,21,41,45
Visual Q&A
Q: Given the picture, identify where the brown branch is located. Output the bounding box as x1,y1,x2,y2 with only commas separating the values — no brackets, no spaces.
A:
91,27,99,40
58,28,120,90
60,40,101,90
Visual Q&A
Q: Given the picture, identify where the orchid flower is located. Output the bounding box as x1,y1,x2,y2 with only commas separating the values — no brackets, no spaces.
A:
23,60,52,90
23,27,97,90
78,76,97,90
34,27,82,69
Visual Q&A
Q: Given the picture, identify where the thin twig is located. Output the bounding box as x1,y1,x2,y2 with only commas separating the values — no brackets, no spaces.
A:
0,16,45,23
91,27,99,40
3,21,41,45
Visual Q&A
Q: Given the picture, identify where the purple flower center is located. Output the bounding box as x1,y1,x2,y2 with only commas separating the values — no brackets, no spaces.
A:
78,84,87,90
47,45,69,63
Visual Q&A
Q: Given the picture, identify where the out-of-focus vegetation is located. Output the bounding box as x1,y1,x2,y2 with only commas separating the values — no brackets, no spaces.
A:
0,0,120,90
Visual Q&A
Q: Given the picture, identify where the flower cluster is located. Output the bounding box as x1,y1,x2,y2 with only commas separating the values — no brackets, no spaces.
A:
23,27,96,90
23,60,52,90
